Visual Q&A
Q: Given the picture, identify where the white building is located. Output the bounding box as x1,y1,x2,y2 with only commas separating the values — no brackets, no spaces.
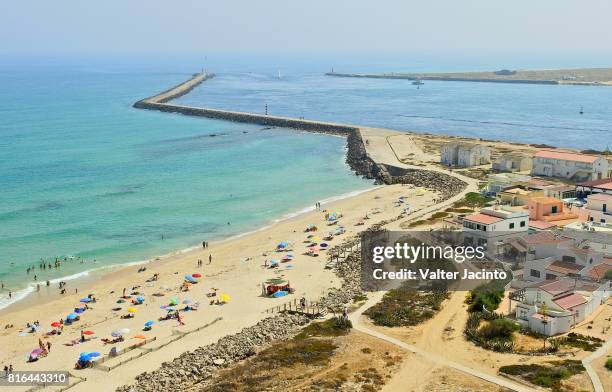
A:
492,153,533,173
531,150,611,182
462,206,529,249
514,278,610,336
441,142,491,167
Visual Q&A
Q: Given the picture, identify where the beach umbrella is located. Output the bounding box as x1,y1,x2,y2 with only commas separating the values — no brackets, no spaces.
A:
30,348,44,358
80,298,92,303
127,307,137,313
89,352,101,358
136,296,145,302
184,275,196,283
51,322,61,328
219,294,231,303
319,243,328,249
119,328,130,334
134,335,146,339
111,331,123,338
169,298,179,306
144,321,155,327
277,241,290,249
192,273,202,278
272,291,288,298
79,353,91,360
67,313,78,320
310,236,321,242
182,299,191,305
74,308,85,314
82,330,95,335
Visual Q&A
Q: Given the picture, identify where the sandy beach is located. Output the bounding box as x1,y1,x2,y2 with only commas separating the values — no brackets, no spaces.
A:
0,183,438,391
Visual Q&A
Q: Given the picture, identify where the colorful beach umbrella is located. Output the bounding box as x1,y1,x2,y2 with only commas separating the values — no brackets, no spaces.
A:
144,321,155,327
219,294,231,303
169,298,179,306
192,273,202,278
74,308,85,314
184,275,196,283
127,307,137,313
79,353,92,361
30,348,44,358
67,313,78,320
272,291,288,298
89,352,101,358
51,322,61,328
80,298,92,303
182,299,191,304
82,330,95,335
134,335,146,339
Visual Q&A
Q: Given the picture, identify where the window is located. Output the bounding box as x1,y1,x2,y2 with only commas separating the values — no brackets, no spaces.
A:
562,255,576,263
509,222,515,229
603,203,607,213
520,221,526,227
530,269,541,278
552,206,558,213
546,273,556,280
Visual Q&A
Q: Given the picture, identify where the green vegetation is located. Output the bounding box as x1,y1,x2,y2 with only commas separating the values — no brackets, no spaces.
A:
605,358,612,371
208,338,338,392
553,332,604,352
430,211,449,219
465,312,515,352
466,276,510,312
478,318,519,341
445,207,474,214
452,192,493,210
296,317,352,340
499,360,585,391
604,269,612,280
364,286,448,327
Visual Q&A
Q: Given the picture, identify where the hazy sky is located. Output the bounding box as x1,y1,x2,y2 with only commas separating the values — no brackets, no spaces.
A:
2,0,611,53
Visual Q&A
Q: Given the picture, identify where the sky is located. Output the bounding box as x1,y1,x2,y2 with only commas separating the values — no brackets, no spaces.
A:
1,0,612,54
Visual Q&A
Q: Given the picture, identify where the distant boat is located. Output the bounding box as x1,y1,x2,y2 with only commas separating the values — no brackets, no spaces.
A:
579,106,584,115
412,79,424,86
277,70,281,79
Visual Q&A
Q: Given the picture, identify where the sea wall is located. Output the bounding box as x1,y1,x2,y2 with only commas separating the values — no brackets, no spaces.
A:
326,72,560,85
133,73,390,183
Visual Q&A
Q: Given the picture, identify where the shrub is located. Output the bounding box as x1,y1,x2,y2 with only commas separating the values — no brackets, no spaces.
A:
605,358,612,371
479,319,519,340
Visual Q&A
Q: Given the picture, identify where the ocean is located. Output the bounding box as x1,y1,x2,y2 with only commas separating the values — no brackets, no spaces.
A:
1,52,611,309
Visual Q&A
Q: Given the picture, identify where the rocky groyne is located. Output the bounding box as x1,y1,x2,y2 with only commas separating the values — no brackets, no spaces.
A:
132,73,392,183
326,72,559,85
116,314,309,392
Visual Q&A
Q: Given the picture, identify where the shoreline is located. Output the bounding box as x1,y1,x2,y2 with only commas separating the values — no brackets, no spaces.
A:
0,185,378,314
325,67,612,86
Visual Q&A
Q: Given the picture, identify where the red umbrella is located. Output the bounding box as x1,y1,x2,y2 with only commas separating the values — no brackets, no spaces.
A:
51,322,61,328
192,273,202,278
82,330,95,335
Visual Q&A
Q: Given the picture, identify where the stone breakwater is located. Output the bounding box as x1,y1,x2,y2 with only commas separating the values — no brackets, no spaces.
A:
385,166,468,201
133,73,386,183
116,314,310,392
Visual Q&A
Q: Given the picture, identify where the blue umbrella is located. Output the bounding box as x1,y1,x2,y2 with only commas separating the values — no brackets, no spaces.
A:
67,313,78,320
136,296,145,302
144,321,155,327
74,308,85,314
182,299,191,305
184,275,196,282
79,353,91,361
89,352,101,358
272,291,288,298
80,298,92,303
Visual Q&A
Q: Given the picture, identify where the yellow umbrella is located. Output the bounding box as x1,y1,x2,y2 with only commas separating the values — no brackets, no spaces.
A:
127,307,138,313
310,236,321,242
219,294,231,303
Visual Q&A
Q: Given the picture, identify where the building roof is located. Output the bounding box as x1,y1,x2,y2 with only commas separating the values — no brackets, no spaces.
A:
529,220,556,230
577,178,612,188
530,196,562,205
521,231,571,246
587,263,612,280
588,193,612,202
529,279,576,295
553,293,588,310
534,150,600,163
546,260,583,275
464,213,503,225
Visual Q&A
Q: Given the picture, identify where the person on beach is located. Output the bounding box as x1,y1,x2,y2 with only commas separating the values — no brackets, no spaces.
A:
208,254,212,265
8,291,11,299
47,341,52,352
176,311,184,326
80,330,85,343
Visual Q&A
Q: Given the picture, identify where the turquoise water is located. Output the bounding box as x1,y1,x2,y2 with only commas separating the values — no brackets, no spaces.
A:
0,60,372,307
2,52,612,308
